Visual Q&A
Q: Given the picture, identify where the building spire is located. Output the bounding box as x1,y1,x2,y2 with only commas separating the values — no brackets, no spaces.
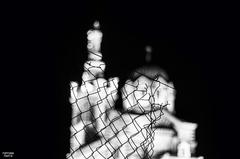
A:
87,20,103,61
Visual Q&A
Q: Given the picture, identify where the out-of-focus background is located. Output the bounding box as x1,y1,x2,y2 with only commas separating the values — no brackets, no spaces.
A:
1,1,238,159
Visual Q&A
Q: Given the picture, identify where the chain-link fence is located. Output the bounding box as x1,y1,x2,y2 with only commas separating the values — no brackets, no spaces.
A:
67,76,168,159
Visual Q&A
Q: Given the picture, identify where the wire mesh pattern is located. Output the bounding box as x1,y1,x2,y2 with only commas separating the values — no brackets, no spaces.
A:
66,21,173,159
67,77,168,159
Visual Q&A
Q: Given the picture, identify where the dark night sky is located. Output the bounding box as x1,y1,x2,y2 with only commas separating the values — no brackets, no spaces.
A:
1,1,239,159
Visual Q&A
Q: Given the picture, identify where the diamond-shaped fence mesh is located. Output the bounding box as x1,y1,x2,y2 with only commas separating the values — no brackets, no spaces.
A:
67,76,168,159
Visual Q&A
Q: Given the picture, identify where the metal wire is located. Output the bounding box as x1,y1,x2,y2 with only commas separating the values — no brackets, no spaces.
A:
67,70,171,159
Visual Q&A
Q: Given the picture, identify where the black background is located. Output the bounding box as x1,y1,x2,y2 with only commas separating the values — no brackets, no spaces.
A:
1,1,239,159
